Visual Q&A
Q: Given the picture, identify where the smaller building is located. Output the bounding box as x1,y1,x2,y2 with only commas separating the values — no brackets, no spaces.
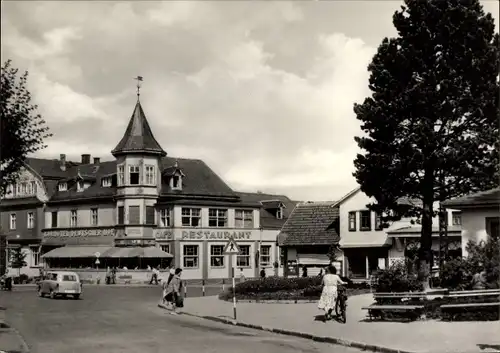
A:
277,201,341,277
442,188,500,257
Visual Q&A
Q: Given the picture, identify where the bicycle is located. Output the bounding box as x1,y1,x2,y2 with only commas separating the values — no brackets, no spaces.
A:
335,285,347,323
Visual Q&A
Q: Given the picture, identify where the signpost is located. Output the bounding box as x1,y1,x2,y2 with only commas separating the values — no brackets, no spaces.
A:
223,237,240,321
95,252,100,268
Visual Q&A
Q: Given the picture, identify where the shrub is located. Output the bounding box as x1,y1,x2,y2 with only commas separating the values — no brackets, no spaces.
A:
439,237,499,290
375,260,423,293
218,275,371,301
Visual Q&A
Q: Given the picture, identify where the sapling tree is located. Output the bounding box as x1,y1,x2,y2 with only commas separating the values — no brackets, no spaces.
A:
353,0,499,289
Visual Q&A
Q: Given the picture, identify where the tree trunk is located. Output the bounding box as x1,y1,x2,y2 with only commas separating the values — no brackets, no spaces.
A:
419,178,434,291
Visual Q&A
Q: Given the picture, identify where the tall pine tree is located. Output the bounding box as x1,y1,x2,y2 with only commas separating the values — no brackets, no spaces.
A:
353,0,499,289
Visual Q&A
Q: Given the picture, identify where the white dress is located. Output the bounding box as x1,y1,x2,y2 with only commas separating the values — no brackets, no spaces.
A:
318,274,343,312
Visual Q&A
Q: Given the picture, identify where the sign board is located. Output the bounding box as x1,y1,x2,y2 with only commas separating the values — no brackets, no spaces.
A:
95,259,100,265
94,252,101,258
223,237,240,255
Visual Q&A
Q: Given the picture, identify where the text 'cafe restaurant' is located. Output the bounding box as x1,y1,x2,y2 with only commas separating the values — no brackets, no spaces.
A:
41,227,280,281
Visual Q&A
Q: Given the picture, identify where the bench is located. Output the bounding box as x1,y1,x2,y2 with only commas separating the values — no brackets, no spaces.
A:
362,304,425,322
440,289,500,321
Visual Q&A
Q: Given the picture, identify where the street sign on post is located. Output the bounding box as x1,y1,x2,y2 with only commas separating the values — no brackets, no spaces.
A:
95,252,100,268
223,237,240,321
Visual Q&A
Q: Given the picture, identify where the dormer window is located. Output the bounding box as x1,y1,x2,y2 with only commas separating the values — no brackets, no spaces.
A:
101,177,112,187
58,182,67,192
77,181,84,192
172,175,182,190
276,207,283,219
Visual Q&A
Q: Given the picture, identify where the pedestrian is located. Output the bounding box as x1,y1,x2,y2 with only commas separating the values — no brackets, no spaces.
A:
471,268,487,290
150,266,159,285
163,268,183,315
111,267,117,284
260,268,266,279
318,265,346,321
302,266,308,278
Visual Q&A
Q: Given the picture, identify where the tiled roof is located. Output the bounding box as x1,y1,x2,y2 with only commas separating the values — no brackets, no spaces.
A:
111,101,166,157
278,201,340,246
160,158,237,198
25,157,79,179
236,192,297,229
442,188,500,209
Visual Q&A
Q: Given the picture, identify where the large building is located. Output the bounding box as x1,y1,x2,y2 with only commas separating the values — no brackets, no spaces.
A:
1,96,295,280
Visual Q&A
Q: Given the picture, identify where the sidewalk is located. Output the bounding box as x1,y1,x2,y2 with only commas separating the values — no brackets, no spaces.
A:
179,294,500,353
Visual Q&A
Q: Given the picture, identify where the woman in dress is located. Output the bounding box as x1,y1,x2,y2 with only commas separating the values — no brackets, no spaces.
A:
163,268,183,315
318,265,346,320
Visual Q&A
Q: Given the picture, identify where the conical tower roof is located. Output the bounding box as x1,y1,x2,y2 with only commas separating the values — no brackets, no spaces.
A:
111,100,167,157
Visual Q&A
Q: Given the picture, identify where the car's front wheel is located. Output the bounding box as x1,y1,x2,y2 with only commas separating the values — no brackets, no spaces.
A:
73,294,80,300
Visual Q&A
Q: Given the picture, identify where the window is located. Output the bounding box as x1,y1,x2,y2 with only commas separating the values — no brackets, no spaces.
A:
51,211,58,228
348,211,356,231
181,208,201,227
276,207,283,219
27,212,34,229
160,208,172,227
101,177,112,187
160,245,170,254
208,209,227,227
58,182,67,191
129,165,140,185
91,208,98,226
70,210,78,227
118,207,124,225
129,206,140,224
183,245,199,268
146,206,155,225
486,217,499,240
375,212,383,231
77,181,84,192
172,175,181,189
210,245,225,268
452,211,462,226
31,248,40,266
145,165,155,185
360,210,371,231
280,247,285,267
62,275,77,282
21,183,27,194
27,181,36,194
9,213,16,230
235,210,253,228
236,245,250,267
118,165,125,186
260,245,271,267
6,184,14,196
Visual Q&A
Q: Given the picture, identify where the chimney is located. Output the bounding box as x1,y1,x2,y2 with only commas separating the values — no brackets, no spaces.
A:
60,154,66,171
93,157,100,164
81,154,91,164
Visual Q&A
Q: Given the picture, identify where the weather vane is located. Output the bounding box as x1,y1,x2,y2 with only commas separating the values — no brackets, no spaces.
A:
134,76,143,100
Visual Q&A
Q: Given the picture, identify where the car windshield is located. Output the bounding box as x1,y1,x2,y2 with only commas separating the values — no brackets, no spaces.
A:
62,275,77,282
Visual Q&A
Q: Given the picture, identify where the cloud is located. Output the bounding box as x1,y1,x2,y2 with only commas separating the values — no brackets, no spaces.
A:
12,1,492,201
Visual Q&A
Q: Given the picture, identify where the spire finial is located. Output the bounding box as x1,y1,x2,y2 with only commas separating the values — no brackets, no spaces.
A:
134,76,143,100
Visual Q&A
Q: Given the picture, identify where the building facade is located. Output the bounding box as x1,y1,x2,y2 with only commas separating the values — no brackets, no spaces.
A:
337,187,462,279
278,201,341,277
442,188,500,257
1,96,294,280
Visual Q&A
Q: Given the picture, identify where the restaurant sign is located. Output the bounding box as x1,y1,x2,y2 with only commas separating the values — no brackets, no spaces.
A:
43,228,116,238
181,230,251,240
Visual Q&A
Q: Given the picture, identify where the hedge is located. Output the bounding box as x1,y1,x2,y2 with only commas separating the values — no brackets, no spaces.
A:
218,276,371,301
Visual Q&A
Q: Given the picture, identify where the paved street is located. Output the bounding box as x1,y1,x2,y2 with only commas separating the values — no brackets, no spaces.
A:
1,287,360,353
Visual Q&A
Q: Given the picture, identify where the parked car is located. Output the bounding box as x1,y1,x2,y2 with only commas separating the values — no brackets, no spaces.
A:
37,271,83,299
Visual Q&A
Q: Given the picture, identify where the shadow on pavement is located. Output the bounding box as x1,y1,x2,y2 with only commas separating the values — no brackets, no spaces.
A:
477,343,500,351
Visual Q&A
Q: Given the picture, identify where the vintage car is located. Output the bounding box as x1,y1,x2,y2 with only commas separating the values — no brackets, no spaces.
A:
37,271,83,299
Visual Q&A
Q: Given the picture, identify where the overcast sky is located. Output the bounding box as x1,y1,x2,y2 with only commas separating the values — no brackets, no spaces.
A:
1,1,498,202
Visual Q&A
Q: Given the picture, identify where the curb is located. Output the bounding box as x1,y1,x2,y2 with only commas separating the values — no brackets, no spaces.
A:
222,299,317,304
157,305,416,353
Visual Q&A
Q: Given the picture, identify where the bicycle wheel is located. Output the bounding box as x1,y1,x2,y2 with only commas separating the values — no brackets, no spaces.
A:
336,297,346,323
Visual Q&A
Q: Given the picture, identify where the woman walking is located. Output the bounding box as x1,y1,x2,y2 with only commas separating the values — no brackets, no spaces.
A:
318,265,346,321
163,268,183,315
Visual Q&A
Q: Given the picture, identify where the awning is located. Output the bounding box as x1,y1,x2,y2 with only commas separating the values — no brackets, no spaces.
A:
141,247,173,258
41,246,173,259
386,225,462,238
42,246,112,258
